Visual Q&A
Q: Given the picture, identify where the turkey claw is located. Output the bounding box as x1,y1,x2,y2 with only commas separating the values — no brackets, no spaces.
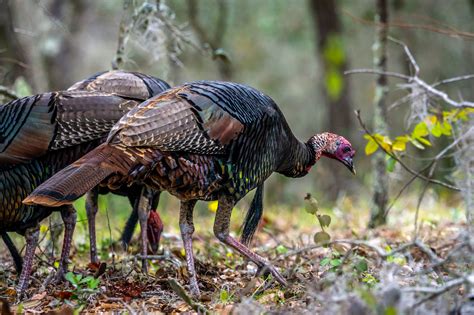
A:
257,264,287,287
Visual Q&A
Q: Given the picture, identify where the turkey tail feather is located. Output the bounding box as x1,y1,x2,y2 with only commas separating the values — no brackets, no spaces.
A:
23,144,130,207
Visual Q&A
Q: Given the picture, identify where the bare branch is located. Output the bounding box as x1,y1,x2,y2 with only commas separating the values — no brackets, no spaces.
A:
432,74,474,87
344,69,410,80
388,36,420,76
342,9,474,40
0,85,19,100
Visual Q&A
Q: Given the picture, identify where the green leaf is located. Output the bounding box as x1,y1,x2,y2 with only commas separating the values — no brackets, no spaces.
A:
386,156,396,172
320,257,331,266
304,194,319,215
354,258,368,272
220,289,230,303
80,276,95,284
412,121,429,138
65,272,78,286
276,245,288,255
410,138,425,150
88,278,100,290
318,214,331,228
392,140,406,152
441,121,452,136
314,231,331,244
365,139,379,155
416,136,431,147
330,259,342,267
431,121,442,137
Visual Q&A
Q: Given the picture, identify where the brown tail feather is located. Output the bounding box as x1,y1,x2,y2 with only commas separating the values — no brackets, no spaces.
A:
23,144,132,207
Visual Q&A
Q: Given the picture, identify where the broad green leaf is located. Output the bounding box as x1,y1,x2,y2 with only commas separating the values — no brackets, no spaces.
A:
276,245,288,255
88,278,100,290
412,121,429,138
80,276,95,284
431,121,442,137
304,194,319,215
365,139,379,155
441,121,452,136
330,259,342,267
416,136,431,147
65,272,78,286
410,139,425,150
314,231,331,244
318,214,332,228
395,135,410,143
386,156,396,172
220,289,230,302
355,258,368,272
392,140,406,151
320,257,331,266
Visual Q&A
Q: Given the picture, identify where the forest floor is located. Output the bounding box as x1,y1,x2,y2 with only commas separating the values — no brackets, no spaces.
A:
0,192,471,314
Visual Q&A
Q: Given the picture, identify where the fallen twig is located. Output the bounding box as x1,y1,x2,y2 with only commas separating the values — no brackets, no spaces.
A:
168,278,209,314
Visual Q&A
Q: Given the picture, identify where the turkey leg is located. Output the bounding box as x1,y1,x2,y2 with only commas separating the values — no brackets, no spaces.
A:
85,188,99,264
214,195,287,286
16,225,40,297
179,200,199,297
55,205,77,282
137,187,152,272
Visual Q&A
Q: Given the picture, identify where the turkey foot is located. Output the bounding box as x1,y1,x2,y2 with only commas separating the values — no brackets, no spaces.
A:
214,196,288,288
16,225,40,298
85,188,99,264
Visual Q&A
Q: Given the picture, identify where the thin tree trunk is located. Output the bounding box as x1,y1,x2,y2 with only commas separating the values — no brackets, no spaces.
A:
187,0,232,80
42,0,88,89
369,0,389,228
308,0,353,196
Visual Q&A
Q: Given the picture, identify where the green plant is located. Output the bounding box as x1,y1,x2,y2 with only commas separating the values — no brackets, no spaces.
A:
219,288,234,304
304,193,332,244
65,272,100,302
320,250,342,272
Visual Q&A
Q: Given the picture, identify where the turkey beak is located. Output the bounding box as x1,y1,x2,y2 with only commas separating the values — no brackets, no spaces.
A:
343,157,356,175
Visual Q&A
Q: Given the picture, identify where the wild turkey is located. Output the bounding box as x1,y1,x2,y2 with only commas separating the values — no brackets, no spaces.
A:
71,72,264,266
67,71,168,267
25,81,356,296
0,70,169,295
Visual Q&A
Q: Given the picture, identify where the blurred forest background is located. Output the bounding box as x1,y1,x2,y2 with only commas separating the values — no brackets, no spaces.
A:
1,0,472,255
0,0,473,312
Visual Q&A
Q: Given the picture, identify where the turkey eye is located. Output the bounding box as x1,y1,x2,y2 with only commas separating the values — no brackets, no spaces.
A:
342,147,351,153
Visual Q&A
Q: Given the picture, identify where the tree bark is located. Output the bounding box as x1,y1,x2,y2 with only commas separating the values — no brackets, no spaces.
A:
369,0,389,228
308,0,353,196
